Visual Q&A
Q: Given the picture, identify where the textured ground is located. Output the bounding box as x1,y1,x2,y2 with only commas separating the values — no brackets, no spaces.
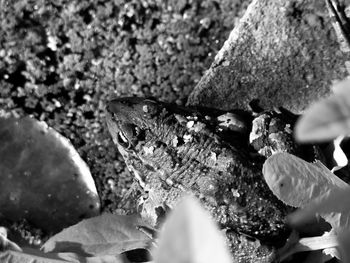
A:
0,0,250,239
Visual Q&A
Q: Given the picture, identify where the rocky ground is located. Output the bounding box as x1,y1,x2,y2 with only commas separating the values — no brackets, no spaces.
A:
0,0,250,244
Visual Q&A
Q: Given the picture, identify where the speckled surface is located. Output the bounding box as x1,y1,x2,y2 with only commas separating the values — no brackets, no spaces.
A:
1,0,344,258
0,0,249,243
187,0,350,113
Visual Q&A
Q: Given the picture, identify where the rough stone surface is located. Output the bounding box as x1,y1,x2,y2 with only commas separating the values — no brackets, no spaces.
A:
0,0,251,248
187,0,350,113
0,117,100,235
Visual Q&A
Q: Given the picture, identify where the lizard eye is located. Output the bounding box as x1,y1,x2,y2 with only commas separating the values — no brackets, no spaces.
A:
117,132,130,148
117,123,145,148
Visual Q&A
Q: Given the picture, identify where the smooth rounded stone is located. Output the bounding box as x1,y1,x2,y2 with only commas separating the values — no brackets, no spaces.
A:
0,116,100,234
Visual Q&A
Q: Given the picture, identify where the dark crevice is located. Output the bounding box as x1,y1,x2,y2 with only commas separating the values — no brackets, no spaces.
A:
37,48,58,67
78,5,94,24
5,63,27,88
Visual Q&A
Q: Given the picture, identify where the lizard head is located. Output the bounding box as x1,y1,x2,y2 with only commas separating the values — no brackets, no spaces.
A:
105,96,195,225
105,97,159,152
105,96,209,153
106,96,251,150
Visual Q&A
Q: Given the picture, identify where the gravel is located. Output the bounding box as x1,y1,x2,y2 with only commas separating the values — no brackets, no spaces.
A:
0,0,250,243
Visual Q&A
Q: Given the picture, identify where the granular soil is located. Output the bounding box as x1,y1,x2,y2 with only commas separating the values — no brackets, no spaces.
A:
0,0,250,244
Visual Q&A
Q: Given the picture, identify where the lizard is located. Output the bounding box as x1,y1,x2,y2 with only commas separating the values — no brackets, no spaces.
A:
105,97,322,262
103,1,350,261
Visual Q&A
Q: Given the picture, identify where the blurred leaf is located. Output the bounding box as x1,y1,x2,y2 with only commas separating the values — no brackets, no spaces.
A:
0,248,128,263
0,116,100,233
332,135,348,171
262,153,348,208
290,188,350,233
331,79,350,95
295,79,350,142
277,231,339,261
153,196,232,263
56,252,127,263
0,229,22,252
337,228,350,262
42,214,151,256
0,249,68,263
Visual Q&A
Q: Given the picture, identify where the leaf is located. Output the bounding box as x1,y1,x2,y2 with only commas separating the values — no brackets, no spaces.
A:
262,153,348,208
290,188,350,233
153,196,232,263
42,214,151,256
0,227,22,252
331,79,350,95
294,81,350,142
0,248,128,263
337,228,350,262
0,116,100,233
276,231,340,261
0,249,68,263
56,252,127,263
332,135,348,171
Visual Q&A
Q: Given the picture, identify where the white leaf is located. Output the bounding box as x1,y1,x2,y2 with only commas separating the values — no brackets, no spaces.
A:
294,91,350,142
153,196,232,263
262,153,348,208
337,228,350,262
332,135,348,172
0,233,22,252
290,188,350,233
42,214,151,256
276,230,340,261
331,79,350,95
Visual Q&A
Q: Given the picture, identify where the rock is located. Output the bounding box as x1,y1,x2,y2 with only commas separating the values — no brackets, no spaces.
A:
0,116,100,234
187,0,350,113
